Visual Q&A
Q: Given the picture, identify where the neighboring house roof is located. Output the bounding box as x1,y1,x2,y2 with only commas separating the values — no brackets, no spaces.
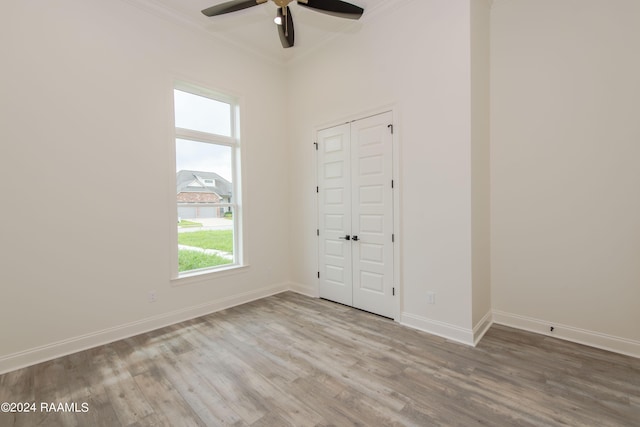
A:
176,170,232,199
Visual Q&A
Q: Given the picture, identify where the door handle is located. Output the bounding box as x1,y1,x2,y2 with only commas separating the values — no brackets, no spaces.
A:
338,235,351,240
352,235,359,241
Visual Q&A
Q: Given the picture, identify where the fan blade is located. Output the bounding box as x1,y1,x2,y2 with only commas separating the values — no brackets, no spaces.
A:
277,6,295,48
202,0,261,17
297,0,364,20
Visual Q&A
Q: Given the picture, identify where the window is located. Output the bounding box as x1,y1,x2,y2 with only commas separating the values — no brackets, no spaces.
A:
173,84,242,277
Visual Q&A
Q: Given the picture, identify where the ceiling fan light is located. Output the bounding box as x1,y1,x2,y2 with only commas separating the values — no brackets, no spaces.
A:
274,16,283,25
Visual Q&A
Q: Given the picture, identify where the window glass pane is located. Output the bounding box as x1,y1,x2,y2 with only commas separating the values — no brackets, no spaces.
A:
176,139,232,182
174,89,231,136
177,207,234,272
176,139,234,273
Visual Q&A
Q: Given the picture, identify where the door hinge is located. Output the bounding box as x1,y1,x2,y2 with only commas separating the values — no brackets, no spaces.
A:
317,271,320,279
393,287,395,296
391,179,394,189
316,186,319,193
392,233,395,243
388,124,394,134
317,229,319,236
314,142,318,150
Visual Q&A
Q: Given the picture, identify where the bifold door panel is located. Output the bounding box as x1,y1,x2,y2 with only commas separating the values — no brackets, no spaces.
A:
317,123,352,306
317,112,395,318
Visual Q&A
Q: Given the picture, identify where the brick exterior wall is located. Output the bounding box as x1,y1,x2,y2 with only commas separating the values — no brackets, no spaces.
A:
176,192,221,203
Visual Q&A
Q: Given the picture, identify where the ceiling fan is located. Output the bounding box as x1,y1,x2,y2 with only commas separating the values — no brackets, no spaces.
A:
201,0,365,49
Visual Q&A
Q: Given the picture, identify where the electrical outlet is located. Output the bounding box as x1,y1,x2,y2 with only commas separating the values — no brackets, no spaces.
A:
427,291,436,305
148,290,157,303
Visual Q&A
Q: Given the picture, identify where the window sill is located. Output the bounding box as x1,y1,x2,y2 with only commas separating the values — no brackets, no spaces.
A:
171,264,249,287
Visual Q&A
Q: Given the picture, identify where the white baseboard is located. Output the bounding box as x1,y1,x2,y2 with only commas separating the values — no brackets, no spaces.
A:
493,310,640,359
6,287,636,376
288,281,319,298
400,312,475,346
0,283,289,375
473,310,493,346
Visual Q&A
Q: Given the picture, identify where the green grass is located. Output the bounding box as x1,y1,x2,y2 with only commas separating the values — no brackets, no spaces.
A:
178,220,203,228
178,229,233,253
178,250,232,272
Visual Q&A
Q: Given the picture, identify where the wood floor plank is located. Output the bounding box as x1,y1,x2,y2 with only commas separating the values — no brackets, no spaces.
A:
132,368,207,427
90,345,155,426
156,344,244,426
1,291,639,426
0,368,40,427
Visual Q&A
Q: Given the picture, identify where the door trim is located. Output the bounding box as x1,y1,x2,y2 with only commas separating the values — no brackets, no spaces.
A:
314,106,401,322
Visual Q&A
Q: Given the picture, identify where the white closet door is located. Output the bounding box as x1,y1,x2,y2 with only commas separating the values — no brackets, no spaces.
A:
317,123,353,306
351,112,395,318
317,112,395,318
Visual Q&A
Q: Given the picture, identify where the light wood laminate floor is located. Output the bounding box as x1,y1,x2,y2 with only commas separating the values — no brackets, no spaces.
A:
1,292,638,426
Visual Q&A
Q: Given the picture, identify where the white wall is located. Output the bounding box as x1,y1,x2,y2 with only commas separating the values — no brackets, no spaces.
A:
491,0,640,354
471,0,492,332
287,0,485,343
0,0,289,372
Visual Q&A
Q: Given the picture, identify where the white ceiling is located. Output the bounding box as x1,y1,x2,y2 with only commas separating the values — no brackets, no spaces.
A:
128,0,383,63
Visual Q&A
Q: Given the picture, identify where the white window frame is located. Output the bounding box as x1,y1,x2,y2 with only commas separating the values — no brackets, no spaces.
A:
170,82,245,283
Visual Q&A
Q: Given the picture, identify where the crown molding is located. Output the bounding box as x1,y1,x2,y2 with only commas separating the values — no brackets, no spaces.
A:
121,0,287,68
121,0,416,67
284,0,416,66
